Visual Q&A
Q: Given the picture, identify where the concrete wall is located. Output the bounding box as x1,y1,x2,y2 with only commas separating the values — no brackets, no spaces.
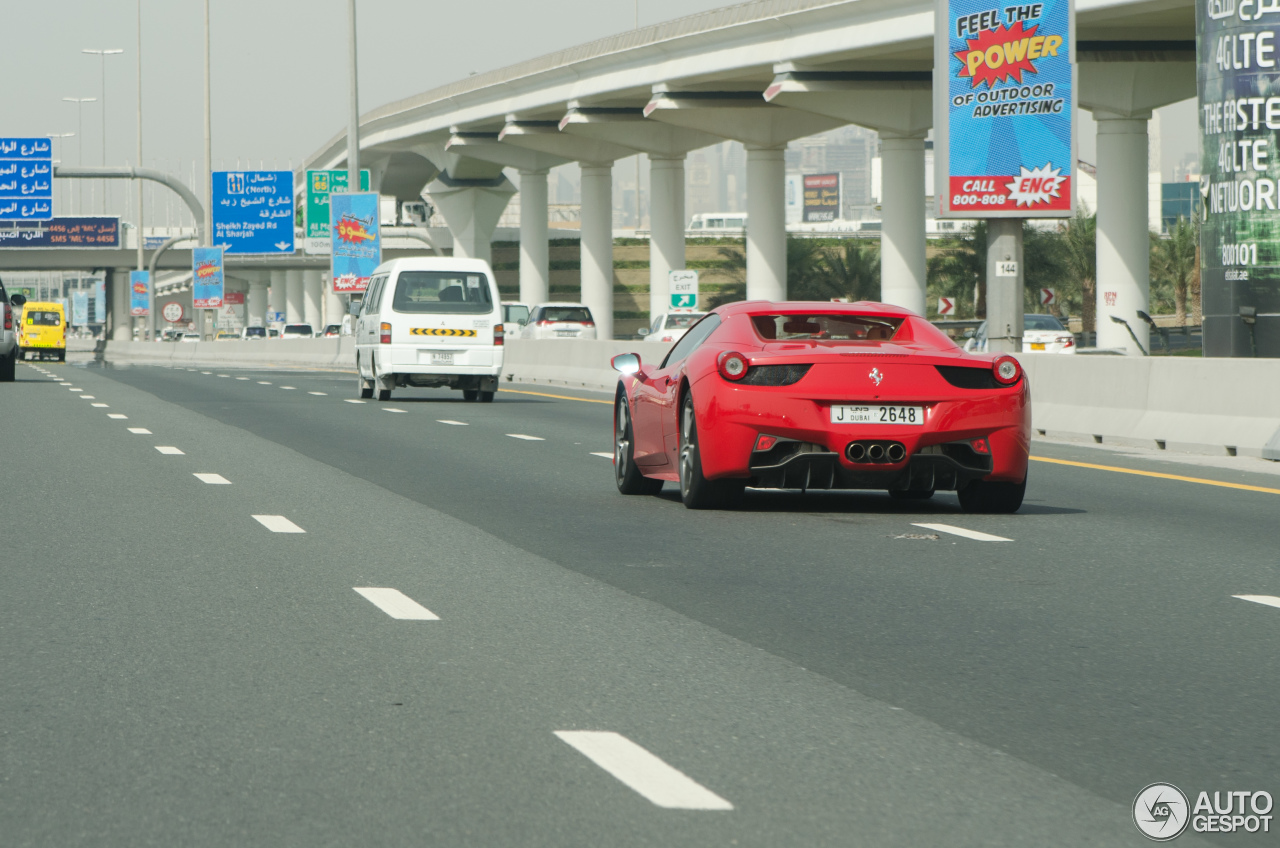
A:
98,339,1280,457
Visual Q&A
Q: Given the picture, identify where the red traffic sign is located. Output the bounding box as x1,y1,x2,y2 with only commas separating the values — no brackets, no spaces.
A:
1040,288,1056,306
162,302,184,323
937,297,956,316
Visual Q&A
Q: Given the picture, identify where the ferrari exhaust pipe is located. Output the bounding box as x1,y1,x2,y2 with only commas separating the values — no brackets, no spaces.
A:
867,443,885,461
886,443,906,462
846,442,866,462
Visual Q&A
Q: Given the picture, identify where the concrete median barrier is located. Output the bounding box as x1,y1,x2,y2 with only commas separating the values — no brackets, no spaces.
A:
101,338,355,369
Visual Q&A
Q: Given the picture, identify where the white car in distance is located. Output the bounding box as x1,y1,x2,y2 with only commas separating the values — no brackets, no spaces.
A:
641,311,707,343
520,303,597,340
965,314,1076,354
502,302,530,339
280,323,314,340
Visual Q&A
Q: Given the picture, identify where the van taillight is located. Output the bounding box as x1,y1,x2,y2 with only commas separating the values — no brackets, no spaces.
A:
580,321,595,327
2,304,9,331
380,322,391,344
494,323,504,346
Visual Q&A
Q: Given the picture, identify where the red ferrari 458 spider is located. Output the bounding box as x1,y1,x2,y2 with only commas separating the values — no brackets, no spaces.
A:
611,301,1030,512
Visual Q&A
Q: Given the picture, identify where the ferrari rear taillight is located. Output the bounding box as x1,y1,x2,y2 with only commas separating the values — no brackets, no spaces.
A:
717,350,748,381
970,437,991,455
992,355,1021,385
380,322,391,344
754,434,778,452
494,323,504,346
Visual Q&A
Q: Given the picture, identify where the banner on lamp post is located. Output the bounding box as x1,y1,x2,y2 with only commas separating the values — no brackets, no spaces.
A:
192,246,225,308
330,192,381,293
130,271,150,316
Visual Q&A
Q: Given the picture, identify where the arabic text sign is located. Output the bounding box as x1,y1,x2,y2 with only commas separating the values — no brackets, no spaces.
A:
0,217,120,248
330,192,381,293
934,0,1074,218
670,269,699,309
192,246,225,308
130,271,150,316
803,174,841,222
306,169,369,253
211,171,295,254
0,137,53,221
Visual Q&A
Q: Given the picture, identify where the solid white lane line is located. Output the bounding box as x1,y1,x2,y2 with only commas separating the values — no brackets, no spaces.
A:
1234,595,1280,609
308,391,327,396
194,473,231,485
155,446,185,455
912,523,1013,542
507,434,545,441
382,408,407,413
252,514,305,533
590,452,614,458
91,403,109,408
436,419,468,426
127,428,152,434
554,731,733,811
344,399,366,404
107,413,128,419
353,587,439,620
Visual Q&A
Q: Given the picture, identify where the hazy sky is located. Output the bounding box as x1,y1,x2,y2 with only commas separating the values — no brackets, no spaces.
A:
3,0,1198,194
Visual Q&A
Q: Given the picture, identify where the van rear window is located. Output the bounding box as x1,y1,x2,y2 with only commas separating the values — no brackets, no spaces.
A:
26,311,61,326
393,271,493,314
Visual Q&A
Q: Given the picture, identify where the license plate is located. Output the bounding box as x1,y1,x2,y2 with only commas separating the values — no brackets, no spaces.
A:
430,351,455,365
555,330,577,337
830,405,925,425
1030,342,1046,351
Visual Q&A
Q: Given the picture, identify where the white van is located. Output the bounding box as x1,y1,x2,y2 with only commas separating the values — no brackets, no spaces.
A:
354,257,504,402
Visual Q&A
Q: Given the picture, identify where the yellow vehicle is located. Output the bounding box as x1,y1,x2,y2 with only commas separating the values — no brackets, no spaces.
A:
19,301,67,362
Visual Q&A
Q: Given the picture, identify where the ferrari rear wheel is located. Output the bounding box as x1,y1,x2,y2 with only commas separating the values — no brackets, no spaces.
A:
957,477,1026,514
679,395,744,510
615,394,662,495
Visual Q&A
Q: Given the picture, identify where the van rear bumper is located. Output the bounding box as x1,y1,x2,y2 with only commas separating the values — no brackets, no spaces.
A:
374,345,503,375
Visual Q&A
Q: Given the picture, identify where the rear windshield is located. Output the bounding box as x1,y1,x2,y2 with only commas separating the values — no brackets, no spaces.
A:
665,313,706,329
26,311,61,326
393,271,493,314
504,304,529,324
283,324,313,334
542,307,592,323
244,327,266,337
751,313,903,342
1024,314,1065,331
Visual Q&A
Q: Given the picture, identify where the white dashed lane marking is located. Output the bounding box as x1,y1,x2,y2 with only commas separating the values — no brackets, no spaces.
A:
252,514,305,533
344,399,366,404
383,408,407,413
201,371,211,375
281,386,296,390
59,382,70,385
155,446,185,455
590,452,613,459
353,588,439,620
437,420,468,426
218,374,230,378
68,387,82,392
258,381,272,385
1234,595,1280,609
194,473,231,485
107,414,128,419
554,731,733,811
128,428,152,434
79,395,94,399
236,377,249,380
91,403,109,408
507,434,545,441
912,523,1013,542
308,391,327,396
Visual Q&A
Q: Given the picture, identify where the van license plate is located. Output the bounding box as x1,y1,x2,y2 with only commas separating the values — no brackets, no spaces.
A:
431,351,455,365
830,405,924,425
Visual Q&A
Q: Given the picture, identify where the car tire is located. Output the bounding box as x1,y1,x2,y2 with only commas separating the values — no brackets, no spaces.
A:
377,387,392,402
356,357,374,399
478,390,495,403
462,389,479,402
0,352,14,382
957,477,1026,514
890,487,935,501
614,392,663,496
678,394,744,509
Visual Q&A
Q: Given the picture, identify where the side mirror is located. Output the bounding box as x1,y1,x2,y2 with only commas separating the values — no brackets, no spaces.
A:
10,293,26,307
611,352,642,375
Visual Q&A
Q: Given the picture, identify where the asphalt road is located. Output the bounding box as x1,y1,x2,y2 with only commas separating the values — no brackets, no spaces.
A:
5,358,1279,846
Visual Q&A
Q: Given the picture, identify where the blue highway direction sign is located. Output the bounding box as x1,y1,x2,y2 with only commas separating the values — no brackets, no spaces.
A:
212,170,295,254
0,137,53,221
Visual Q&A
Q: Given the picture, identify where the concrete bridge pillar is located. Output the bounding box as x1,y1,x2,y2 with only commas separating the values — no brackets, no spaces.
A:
745,145,787,302
303,269,324,330
268,270,286,325
580,163,614,341
248,275,268,327
519,169,550,306
648,155,687,316
426,173,517,265
1094,111,1152,354
110,271,132,341
879,132,928,316
285,269,304,325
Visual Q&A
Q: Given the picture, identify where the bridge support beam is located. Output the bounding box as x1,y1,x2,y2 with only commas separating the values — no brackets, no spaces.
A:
581,163,615,341
304,269,324,330
519,169,550,306
426,173,517,264
648,155,688,314
110,271,131,341
269,270,286,325
879,132,928,316
745,146,786,301
248,275,268,328
285,269,304,325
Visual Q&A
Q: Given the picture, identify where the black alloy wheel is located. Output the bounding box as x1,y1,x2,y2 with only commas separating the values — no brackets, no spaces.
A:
478,391,495,403
614,393,663,495
957,476,1026,513
678,394,744,509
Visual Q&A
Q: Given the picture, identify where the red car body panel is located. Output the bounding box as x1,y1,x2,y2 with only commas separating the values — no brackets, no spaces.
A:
615,301,1030,490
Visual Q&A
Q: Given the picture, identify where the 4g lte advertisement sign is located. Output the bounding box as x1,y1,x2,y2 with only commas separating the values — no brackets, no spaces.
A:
935,0,1075,218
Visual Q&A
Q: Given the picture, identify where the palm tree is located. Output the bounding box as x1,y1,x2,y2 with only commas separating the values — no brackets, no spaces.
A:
1061,208,1097,334
707,237,830,305
927,221,987,317
818,240,880,302
1150,216,1198,325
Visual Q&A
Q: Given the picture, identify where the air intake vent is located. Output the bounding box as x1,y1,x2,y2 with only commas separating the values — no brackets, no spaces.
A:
739,364,811,386
935,365,999,389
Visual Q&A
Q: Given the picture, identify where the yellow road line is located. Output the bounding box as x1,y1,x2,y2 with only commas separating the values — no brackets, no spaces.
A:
498,387,613,405
1030,455,1280,495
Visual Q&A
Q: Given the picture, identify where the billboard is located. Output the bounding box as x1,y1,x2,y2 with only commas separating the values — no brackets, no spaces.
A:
330,192,381,293
211,170,295,254
1198,1,1280,356
934,0,1075,218
803,174,841,222
306,169,369,254
130,271,149,317
192,246,225,308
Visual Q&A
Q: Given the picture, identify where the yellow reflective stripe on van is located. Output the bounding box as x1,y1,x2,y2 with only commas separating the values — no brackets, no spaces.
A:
410,328,477,337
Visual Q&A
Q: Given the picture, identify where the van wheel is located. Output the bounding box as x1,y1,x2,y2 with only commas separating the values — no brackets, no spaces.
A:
377,387,392,402
356,358,373,399
462,389,479,402
478,391,494,403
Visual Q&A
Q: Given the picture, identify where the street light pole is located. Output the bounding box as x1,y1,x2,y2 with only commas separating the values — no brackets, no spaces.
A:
347,0,360,192
83,48,124,215
62,98,96,214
